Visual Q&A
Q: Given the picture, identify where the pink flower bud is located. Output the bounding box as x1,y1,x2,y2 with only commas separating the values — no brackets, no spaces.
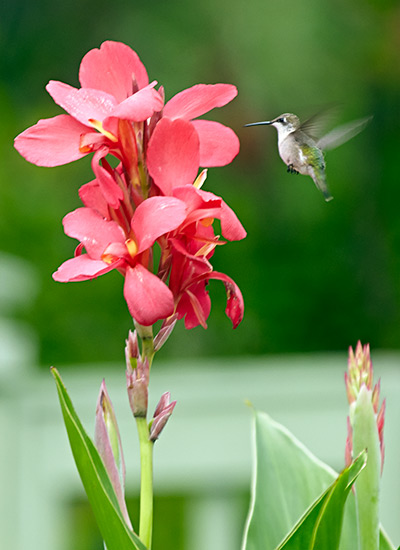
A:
95,380,132,528
149,392,176,442
345,341,385,474
126,356,149,418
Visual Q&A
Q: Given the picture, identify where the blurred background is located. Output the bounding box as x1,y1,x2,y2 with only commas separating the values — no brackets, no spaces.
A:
1,0,399,548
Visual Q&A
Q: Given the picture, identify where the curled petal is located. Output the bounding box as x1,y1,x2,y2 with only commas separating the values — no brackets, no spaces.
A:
124,264,175,325
132,196,187,253
104,84,164,124
164,83,238,120
14,115,88,166
191,120,240,167
172,186,246,241
46,81,117,125
79,41,149,101
202,271,244,328
91,148,124,208
52,254,119,282
63,207,125,258
147,117,200,195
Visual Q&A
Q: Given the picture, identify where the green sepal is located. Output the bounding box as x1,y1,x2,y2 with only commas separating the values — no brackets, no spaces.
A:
51,367,147,550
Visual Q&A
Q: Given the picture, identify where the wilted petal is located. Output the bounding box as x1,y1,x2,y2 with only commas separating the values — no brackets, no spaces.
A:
104,84,163,124
79,41,149,102
147,117,199,195
46,81,117,125
207,271,244,328
63,207,126,258
132,196,187,253
191,120,240,166
14,115,88,166
124,264,174,325
52,254,118,282
164,83,238,120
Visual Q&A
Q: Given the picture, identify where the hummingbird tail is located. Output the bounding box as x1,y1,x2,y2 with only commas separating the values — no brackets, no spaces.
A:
311,170,333,202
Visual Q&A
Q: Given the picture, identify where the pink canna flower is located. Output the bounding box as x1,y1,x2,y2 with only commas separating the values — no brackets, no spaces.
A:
15,40,246,330
53,196,187,326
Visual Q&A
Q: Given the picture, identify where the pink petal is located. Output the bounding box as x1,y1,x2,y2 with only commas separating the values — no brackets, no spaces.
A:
172,186,246,240
124,264,174,325
147,117,200,195
91,148,124,209
132,196,187,253
177,283,211,329
14,115,88,166
219,199,247,241
79,180,110,218
79,41,149,102
163,84,238,121
46,81,117,125
191,120,240,166
52,254,118,282
63,207,126,258
173,186,221,225
104,84,163,125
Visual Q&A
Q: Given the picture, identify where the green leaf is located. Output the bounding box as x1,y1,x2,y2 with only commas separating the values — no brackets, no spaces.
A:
51,367,147,550
242,411,396,550
276,451,366,549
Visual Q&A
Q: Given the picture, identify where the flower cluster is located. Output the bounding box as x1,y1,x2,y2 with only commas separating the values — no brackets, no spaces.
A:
15,41,246,328
345,341,386,472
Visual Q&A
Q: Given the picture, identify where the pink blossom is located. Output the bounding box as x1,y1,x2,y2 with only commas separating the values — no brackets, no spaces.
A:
14,41,163,170
53,197,187,325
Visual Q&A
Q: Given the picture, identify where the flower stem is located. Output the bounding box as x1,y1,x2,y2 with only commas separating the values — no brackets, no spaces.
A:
136,416,154,549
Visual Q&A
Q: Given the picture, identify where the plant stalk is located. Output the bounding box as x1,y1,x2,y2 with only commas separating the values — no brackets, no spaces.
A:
136,416,154,549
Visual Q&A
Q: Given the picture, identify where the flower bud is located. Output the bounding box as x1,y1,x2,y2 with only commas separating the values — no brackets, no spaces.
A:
149,392,176,442
154,314,178,352
95,380,132,528
345,341,385,471
126,357,149,418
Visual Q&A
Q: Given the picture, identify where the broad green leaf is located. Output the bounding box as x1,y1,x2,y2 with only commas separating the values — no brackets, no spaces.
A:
51,368,147,550
242,411,395,550
276,451,366,549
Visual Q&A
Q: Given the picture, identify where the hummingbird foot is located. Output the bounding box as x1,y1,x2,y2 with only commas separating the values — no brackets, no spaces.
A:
287,164,299,175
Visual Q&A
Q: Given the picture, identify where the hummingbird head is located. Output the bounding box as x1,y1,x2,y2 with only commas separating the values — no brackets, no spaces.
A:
244,113,300,140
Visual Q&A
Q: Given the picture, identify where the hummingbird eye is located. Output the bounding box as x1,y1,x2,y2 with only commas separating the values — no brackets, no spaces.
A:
277,117,286,124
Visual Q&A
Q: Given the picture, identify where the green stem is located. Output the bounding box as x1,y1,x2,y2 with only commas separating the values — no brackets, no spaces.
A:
134,321,155,368
136,417,154,549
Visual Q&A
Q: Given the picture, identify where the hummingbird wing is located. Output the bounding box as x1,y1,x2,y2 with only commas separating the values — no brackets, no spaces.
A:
299,105,340,140
317,116,372,151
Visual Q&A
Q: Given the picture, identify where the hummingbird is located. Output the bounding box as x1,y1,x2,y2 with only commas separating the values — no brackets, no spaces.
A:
244,113,372,202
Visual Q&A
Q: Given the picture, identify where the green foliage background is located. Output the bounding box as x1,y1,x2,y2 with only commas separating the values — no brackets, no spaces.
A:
1,0,400,366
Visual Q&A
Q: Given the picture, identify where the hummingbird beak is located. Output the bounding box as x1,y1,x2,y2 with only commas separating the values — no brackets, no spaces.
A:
243,121,272,127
